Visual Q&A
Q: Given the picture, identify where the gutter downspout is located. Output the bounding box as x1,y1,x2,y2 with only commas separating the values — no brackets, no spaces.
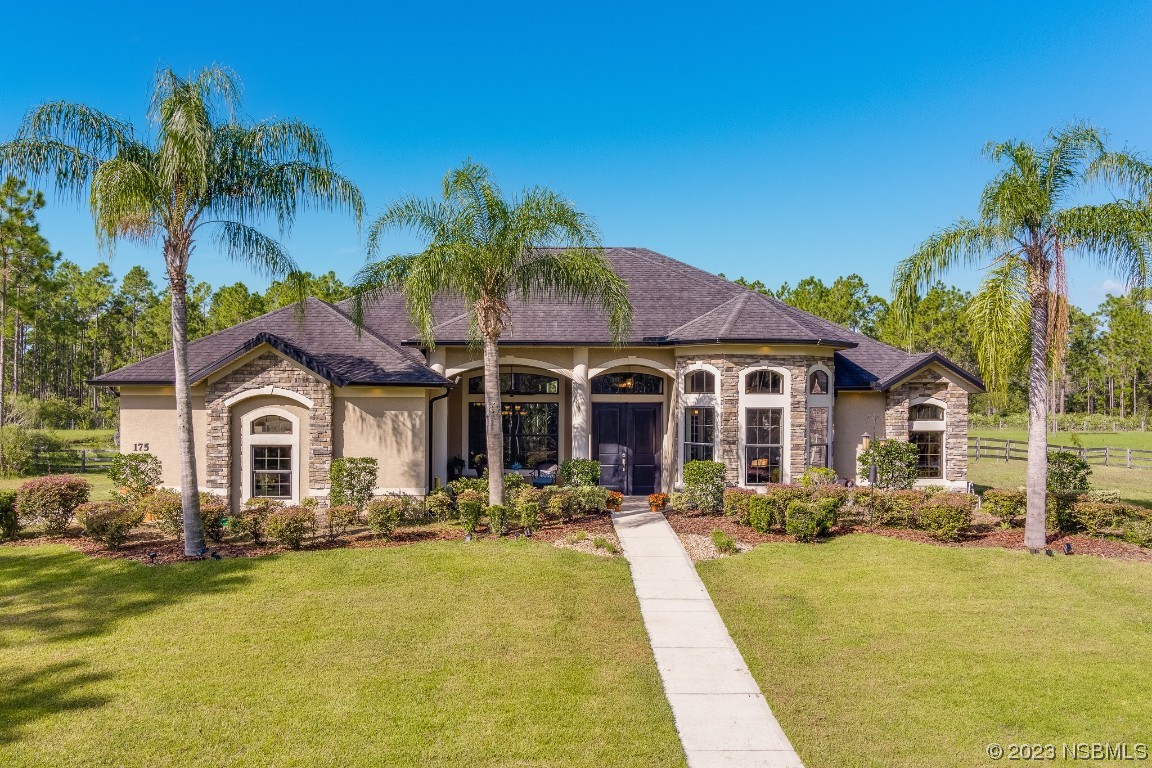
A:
427,380,457,492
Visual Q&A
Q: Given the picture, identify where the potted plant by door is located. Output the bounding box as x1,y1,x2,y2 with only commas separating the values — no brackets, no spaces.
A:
648,493,669,513
606,491,624,512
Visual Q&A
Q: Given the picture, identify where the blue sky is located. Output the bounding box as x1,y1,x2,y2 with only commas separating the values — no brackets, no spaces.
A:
3,1,1151,309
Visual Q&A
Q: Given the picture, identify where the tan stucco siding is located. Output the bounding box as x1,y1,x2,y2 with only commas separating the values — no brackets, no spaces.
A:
335,395,427,492
832,391,886,483
118,387,208,488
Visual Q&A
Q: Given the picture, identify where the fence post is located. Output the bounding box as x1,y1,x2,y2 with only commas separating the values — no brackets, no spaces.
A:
1005,441,1011,462
1127,448,1132,469
1104,446,1110,467
81,450,87,473
976,437,981,460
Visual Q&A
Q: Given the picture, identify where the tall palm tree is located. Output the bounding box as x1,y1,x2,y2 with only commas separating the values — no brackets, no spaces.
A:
352,161,632,506
893,123,1150,550
0,66,363,555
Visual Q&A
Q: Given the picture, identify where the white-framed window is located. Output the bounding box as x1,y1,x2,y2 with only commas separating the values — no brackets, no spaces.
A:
464,369,564,471
909,397,946,480
739,366,790,485
241,407,301,503
679,363,720,472
806,363,834,470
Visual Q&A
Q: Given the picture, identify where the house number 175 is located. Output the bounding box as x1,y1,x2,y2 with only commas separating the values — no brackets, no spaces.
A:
133,443,150,452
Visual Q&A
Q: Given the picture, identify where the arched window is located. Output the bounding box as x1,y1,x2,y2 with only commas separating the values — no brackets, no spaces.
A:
251,415,293,435
744,370,782,394
909,400,946,479
683,370,715,394
808,370,829,395
591,372,664,394
910,403,944,421
468,372,559,395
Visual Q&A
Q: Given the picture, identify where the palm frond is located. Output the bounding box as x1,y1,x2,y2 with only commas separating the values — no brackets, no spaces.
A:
1041,122,1103,202
0,138,102,199
365,196,455,257
210,220,301,280
1056,201,1152,288
90,156,162,251
968,256,1030,400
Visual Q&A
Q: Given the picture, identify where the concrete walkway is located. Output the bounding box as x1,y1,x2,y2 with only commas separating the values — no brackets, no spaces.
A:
612,501,804,768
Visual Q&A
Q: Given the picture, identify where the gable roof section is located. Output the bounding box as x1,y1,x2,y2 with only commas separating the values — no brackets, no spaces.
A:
833,334,984,392
92,297,452,388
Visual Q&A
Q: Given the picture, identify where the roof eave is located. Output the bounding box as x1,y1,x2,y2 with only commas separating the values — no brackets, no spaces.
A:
873,353,985,392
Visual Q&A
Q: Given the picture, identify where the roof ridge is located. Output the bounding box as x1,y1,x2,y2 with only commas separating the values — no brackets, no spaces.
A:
321,300,435,366
717,292,751,338
664,295,742,338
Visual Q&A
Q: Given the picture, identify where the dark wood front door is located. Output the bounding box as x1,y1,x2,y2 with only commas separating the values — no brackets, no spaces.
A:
592,403,662,495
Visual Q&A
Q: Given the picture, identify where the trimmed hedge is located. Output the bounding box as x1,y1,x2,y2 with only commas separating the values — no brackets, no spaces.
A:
785,498,838,542
265,506,316,549
17,475,91,536
76,501,144,549
0,489,18,541
917,493,976,541
366,498,403,539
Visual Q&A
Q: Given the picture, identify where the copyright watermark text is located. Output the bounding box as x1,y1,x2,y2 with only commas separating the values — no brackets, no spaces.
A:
986,743,1149,761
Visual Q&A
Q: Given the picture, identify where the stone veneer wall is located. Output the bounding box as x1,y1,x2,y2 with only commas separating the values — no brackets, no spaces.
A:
676,354,827,485
204,352,333,493
883,370,969,482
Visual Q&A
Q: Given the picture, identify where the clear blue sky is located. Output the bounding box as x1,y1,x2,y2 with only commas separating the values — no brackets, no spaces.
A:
3,1,1151,310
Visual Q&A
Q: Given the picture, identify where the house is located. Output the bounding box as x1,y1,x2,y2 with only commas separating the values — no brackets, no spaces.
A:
94,248,983,505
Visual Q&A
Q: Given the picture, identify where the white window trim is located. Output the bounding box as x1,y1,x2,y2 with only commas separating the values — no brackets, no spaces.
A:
461,370,566,470
678,362,721,485
240,406,302,504
738,365,792,486
806,363,834,470
909,396,947,484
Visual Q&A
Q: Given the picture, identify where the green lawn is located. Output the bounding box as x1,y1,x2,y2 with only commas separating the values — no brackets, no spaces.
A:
699,536,1152,768
0,472,116,498
968,458,1152,508
971,427,1152,450
0,542,686,768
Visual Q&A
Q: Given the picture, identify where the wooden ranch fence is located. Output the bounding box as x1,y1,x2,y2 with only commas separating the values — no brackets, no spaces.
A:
29,449,119,475
969,436,1152,470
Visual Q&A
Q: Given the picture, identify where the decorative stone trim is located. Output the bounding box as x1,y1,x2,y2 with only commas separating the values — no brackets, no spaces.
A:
204,351,333,493
884,370,969,482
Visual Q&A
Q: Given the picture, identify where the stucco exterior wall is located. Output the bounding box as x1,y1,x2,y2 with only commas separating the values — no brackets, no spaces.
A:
832,391,886,483
334,395,427,493
118,387,208,488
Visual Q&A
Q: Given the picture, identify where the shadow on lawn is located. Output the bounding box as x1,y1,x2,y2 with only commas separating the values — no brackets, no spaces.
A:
0,547,257,745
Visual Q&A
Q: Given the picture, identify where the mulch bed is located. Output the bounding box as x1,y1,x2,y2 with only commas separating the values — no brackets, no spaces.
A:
666,511,792,544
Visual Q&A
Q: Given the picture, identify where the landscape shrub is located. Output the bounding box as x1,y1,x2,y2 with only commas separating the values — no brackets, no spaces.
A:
329,457,378,513
265,506,315,549
486,504,508,536
559,458,601,487
1069,501,1125,536
810,485,849,515
1047,451,1091,494
1085,489,1121,504
545,486,577,522
503,472,528,493
108,452,163,502
857,439,920,489
366,498,403,539
199,494,230,543
785,498,837,542
711,528,738,555
916,493,975,541
573,485,610,514
0,490,18,540
75,501,144,549
723,488,756,525
747,494,774,533
323,503,360,542
231,498,281,544
513,487,543,530
17,475,91,535
682,460,726,512
425,489,455,521
1046,492,1082,533
877,489,925,527
669,491,696,514
760,484,807,529
141,488,183,538
448,475,488,496
981,488,1026,528
1122,519,1152,548
800,467,838,487
457,489,485,534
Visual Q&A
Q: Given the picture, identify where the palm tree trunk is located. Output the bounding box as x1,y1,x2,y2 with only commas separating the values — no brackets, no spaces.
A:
167,251,206,556
1024,281,1049,550
482,334,505,507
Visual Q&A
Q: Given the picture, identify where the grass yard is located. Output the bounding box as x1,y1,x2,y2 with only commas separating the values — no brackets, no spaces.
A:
699,535,1152,768
0,472,116,498
971,427,1152,450
968,457,1152,508
0,542,686,768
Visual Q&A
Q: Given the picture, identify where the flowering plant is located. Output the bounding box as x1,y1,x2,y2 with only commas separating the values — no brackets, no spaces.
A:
648,493,669,508
607,491,624,508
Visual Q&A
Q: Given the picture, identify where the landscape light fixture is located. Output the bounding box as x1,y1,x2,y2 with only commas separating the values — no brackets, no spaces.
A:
1064,542,1073,555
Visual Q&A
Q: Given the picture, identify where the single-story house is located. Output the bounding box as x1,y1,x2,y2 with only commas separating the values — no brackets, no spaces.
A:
94,248,983,506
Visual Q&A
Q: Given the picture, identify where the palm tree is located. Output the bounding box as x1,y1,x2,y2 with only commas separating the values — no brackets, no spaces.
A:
893,123,1150,550
0,66,363,555
352,161,632,506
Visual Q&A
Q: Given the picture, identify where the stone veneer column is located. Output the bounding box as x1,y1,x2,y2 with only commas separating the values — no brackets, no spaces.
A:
884,371,970,482
204,352,334,496
571,347,590,459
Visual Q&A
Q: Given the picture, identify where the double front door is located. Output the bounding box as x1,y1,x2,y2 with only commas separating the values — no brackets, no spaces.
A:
592,403,661,496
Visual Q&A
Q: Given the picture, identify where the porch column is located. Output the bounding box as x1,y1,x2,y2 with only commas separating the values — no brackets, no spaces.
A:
429,348,449,489
571,347,590,458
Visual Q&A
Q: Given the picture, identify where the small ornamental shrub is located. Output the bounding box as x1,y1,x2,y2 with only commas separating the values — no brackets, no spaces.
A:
265,506,315,549
981,488,1026,528
916,493,975,541
75,502,144,549
592,536,619,554
1122,519,1152,548
231,498,281,544
723,488,756,525
141,489,184,538
1046,492,1081,533
449,475,488,496
322,504,360,542
711,528,738,555
0,490,19,541
1047,451,1091,493
545,486,578,522
857,439,920,490
559,458,601,487
810,485,849,515
574,485,610,514
1070,501,1124,536
747,494,774,533
329,457,378,513
760,484,807,529
514,487,543,530
879,489,926,528
457,489,485,533
426,489,455,521
198,494,230,543
17,475,91,536
108,452,163,503
682,460,726,512
785,499,837,542
503,472,528,493
486,504,508,536
366,498,403,539
800,467,838,487
1085,489,1121,504
669,491,695,514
